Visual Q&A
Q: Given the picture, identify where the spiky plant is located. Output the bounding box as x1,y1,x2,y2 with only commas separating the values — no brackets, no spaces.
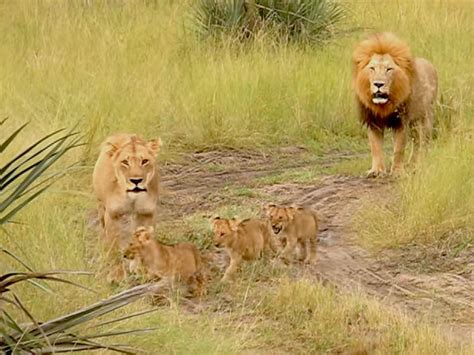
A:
0,119,160,353
191,0,347,45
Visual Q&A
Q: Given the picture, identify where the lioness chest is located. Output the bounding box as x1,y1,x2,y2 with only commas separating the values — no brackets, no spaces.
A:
106,190,157,217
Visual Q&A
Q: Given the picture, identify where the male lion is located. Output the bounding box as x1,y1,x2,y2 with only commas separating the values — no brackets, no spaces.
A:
352,32,437,177
264,204,318,264
211,217,278,281
92,133,161,283
123,226,205,296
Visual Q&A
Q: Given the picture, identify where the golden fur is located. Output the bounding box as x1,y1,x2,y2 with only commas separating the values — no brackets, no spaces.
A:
352,33,437,176
264,204,318,264
212,217,278,281
92,133,161,283
124,226,204,296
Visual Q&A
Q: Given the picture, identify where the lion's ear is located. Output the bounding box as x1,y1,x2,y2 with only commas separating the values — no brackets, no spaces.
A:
229,219,239,232
286,207,297,220
263,203,276,214
104,142,119,157
147,138,162,157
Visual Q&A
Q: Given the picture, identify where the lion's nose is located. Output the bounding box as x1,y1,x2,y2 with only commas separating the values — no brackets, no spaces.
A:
130,178,143,185
374,82,385,89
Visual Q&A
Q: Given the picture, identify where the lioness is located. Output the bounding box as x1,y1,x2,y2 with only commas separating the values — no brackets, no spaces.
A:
264,204,318,264
92,133,161,283
212,217,278,281
123,226,204,296
352,32,437,176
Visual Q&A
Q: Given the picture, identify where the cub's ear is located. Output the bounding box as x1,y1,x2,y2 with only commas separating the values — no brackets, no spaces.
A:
104,142,119,158
286,207,297,220
147,138,162,157
211,215,221,228
263,203,276,214
229,219,239,232
146,226,154,234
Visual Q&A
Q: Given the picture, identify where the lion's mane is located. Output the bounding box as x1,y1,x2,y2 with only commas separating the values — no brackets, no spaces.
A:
352,32,414,128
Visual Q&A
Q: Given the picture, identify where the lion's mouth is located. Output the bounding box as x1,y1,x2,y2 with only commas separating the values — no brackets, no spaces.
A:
372,92,389,105
272,224,282,234
127,187,147,193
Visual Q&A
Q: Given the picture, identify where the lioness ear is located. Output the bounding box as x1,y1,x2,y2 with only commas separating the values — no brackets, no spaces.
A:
147,138,162,157
104,142,119,157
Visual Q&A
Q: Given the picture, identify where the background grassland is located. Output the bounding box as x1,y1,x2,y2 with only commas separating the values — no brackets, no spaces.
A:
1,0,473,353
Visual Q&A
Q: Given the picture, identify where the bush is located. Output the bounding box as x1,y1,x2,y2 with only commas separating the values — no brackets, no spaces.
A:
191,0,347,45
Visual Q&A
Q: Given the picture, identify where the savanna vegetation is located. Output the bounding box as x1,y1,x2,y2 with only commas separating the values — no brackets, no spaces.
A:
1,0,472,353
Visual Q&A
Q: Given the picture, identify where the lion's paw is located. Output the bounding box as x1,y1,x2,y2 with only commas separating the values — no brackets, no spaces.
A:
366,168,386,178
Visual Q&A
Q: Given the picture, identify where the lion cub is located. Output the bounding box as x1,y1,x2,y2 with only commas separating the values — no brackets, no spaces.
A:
264,204,318,264
124,226,204,295
212,217,278,281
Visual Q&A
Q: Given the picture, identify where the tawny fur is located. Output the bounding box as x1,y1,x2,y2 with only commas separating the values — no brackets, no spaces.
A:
352,33,438,176
92,133,161,283
264,204,318,264
124,226,205,296
212,217,278,281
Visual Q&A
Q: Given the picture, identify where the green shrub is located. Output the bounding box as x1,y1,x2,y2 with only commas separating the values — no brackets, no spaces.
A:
192,0,347,45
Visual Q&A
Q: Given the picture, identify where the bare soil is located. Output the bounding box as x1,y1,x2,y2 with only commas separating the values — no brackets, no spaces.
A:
156,148,473,343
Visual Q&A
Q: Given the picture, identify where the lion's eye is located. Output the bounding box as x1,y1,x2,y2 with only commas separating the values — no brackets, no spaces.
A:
121,160,129,167
369,66,375,71
386,67,393,72
142,159,149,165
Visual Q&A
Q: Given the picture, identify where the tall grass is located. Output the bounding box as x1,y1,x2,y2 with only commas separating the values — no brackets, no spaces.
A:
1,0,473,352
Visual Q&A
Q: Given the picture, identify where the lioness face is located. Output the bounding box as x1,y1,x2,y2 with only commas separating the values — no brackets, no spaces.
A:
265,205,295,234
110,139,160,194
212,217,237,247
366,54,398,105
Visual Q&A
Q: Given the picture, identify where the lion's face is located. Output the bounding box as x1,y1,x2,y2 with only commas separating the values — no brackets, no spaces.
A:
264,205,295,234
366,54,398,105
353,33,413,118
211,217,238,247
108,139,160,194
124,226,154,257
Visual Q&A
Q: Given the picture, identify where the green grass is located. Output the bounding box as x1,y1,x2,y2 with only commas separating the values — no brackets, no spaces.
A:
1,0,474,353
354,137,474,252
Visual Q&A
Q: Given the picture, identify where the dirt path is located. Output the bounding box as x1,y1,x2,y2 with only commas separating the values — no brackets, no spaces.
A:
156,148,473,343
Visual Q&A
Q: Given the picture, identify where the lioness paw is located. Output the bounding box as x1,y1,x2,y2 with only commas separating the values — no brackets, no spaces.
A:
366,168,386,178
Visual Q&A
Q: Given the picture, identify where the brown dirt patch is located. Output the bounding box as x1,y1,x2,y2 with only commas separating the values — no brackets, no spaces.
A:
156,148,473,343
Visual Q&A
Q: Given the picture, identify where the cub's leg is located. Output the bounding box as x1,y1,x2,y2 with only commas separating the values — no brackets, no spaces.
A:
280,233,298,262
222,252,242,282
303,235,317,265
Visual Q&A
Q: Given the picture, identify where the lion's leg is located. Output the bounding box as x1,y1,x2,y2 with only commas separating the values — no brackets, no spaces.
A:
391,125,406,175
304,236,317,265
297,241,307,262
280,234,297,262
367,126,385,177
222,253,242,282
103,213,127,284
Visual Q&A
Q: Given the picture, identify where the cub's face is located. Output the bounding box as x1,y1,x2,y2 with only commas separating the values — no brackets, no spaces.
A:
108,138,161,194
366,54,398,105
123,226,154,259
211,217,238,247
264,205,296,234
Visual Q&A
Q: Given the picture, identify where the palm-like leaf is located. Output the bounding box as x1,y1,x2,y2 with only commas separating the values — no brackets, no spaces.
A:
190,0,347,44
0,119,83,225
0,121,161,353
